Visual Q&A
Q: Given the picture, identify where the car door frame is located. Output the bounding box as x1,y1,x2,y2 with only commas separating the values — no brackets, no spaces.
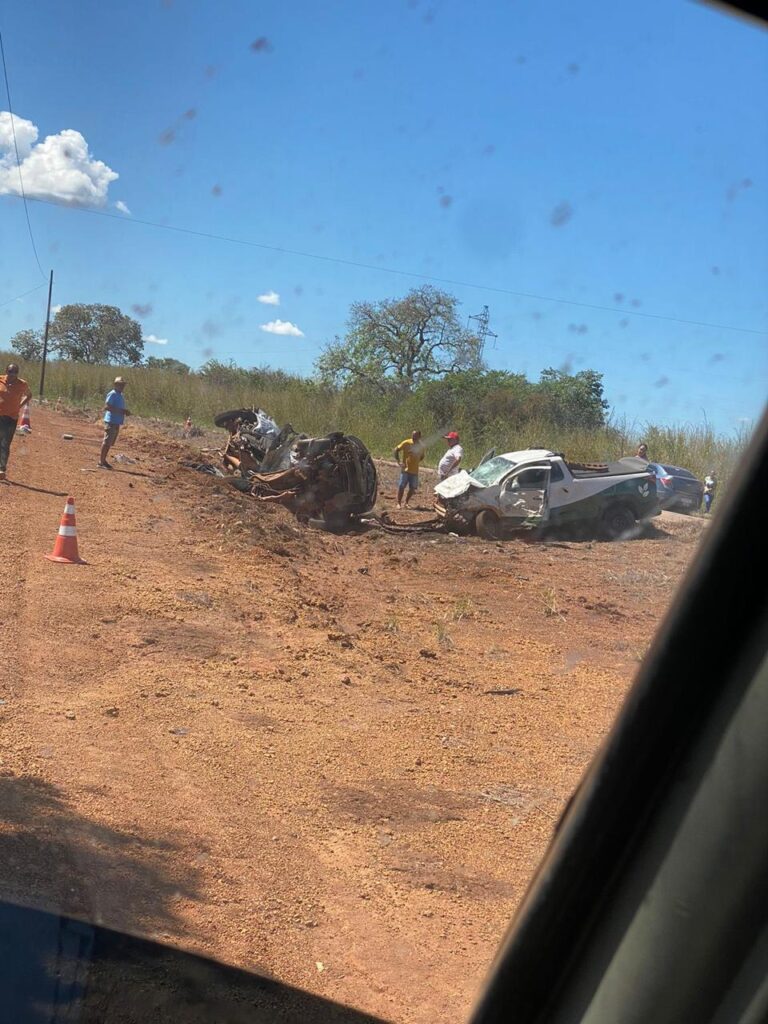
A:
497,464,552,527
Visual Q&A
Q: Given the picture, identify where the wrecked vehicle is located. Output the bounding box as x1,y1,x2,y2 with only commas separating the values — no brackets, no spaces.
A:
434,449,658,540
213,408,378,530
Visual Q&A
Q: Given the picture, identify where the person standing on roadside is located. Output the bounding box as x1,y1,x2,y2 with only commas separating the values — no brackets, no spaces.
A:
636,442,649,460
0,363,32,482
703,471,717,514
99,376,131,469
438,431,464,481
394,429,425,508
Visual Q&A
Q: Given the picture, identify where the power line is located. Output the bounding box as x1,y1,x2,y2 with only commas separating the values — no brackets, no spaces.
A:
7,191,768,339
0,31,46,281
0,282,46,309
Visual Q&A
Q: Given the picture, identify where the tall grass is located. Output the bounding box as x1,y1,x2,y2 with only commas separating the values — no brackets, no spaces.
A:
4,352,753,494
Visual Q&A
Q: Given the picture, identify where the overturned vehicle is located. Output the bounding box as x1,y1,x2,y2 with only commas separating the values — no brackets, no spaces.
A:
213,408,378,531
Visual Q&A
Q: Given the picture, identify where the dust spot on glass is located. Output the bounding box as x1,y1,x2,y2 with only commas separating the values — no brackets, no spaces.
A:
183,108,197,121
560,355,574,374
250,37,273,54
613,292,624,303
439,195,453,209
640,352,650,361
551,201,573,227
482,144,495,157
532,311,542,320
710,353,725,363
62,147,73,160
516,55,527,65
567,63,580,75
294,285,304,296
312,223,324,233
132,303,153,316
630,298,642,308
407,0,419,8
655,376,669,388
423,7,436,23
174,166,184,177
619,318,629,328
202,320,221,338
202,347,214,358
159,128,176,145
353,68,365,80
204,65,217,79
568,323,588,335
711,266,720,276
49,241,60,254
211,184,222,196
726,178,752,201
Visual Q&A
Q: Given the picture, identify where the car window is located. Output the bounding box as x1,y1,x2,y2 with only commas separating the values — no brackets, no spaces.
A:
549,462,565,482
511,467,548,488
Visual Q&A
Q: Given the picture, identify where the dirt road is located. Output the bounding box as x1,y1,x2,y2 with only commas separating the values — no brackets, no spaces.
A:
0,408,704,1022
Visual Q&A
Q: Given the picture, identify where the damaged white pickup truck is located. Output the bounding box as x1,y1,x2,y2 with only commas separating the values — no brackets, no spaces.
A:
433,449,659,540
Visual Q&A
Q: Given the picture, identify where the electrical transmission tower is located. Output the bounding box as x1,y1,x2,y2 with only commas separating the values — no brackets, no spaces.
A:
468,305,498,360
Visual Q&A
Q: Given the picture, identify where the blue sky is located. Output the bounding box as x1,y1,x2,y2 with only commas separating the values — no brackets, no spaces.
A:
1,0,766,433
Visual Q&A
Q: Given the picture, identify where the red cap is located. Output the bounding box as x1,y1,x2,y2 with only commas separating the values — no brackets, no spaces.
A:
443,431,460,442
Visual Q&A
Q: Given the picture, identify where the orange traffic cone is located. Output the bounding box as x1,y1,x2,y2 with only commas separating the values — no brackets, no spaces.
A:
18,404,31,434
45,496,86,564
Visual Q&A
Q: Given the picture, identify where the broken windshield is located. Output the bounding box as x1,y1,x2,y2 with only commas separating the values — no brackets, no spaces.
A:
469,456,516,487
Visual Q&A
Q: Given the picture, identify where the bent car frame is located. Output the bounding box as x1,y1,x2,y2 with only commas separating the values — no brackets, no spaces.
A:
434,449,659,540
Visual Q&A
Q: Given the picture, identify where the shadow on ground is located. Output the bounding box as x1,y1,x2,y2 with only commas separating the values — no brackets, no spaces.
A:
0,774,387,1023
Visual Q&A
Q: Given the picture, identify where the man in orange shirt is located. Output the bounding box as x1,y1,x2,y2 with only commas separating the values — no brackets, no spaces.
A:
0,363,32,481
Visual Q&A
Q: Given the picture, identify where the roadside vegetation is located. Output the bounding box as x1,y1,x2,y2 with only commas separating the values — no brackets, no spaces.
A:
3,286,752,495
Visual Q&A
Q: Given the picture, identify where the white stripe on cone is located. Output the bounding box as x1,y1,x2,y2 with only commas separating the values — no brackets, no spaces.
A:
58,526,78,537
64,504,75,515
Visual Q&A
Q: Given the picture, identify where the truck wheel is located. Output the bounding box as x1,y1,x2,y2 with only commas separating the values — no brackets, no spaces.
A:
476,510,502,540
601,504,636,540
213,408,259,429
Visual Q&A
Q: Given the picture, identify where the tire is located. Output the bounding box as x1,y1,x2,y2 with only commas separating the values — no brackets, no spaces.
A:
475,509,503,540
601,503,636,540
324,510,352,533
213,408,259,429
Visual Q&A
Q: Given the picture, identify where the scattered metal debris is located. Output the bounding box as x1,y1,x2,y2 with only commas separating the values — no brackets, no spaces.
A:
188,408,378,532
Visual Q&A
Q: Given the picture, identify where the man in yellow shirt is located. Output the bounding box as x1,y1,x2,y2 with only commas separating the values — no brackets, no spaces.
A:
0,363,32,481
394,429,425,508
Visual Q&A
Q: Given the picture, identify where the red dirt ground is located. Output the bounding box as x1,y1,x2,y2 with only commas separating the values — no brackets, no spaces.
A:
0,407,706,1023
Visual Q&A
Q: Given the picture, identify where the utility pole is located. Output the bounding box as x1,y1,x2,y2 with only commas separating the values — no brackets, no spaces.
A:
39,269,53,398
468,305,498,361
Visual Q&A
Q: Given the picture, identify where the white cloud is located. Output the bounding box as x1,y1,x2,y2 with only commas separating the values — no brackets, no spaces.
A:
52,304,62,314
144,334,169,346
257,290,280,306
260,319,304,337
115,200,131,215
0,111,118,208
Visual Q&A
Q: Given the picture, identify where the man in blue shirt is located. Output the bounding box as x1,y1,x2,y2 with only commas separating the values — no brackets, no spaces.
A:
99,376,131,469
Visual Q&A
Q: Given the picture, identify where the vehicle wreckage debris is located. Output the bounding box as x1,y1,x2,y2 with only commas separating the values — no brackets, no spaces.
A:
184,408,378,532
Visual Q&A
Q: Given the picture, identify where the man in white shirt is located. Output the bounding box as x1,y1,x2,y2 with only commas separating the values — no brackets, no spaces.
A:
438,431,464,480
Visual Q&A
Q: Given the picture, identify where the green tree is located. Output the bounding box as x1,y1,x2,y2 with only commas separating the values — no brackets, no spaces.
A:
418,369,532,431
9,328,44,361
537,368,609,428
145,356,191,374
316,286,484,393
51,304,144,365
